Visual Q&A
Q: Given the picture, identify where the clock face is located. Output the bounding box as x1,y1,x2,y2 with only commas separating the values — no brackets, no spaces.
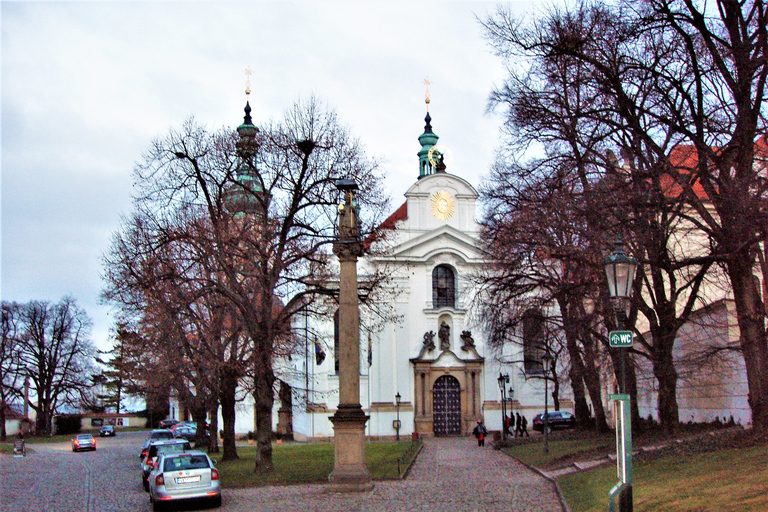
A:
431,190,455,220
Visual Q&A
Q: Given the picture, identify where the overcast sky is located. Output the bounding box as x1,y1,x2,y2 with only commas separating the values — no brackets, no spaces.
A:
2,1,536,351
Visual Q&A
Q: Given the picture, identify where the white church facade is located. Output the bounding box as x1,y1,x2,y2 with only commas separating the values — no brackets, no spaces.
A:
288,111,572,441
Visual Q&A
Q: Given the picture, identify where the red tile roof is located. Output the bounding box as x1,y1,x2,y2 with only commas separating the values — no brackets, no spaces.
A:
364,201,407,248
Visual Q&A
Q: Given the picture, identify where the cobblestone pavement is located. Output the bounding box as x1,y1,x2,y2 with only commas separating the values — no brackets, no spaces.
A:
1,434,564,512
226,436,564,512
0,431,152,512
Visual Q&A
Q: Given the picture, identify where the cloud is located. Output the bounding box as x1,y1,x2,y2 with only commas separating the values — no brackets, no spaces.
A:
2,0,523,349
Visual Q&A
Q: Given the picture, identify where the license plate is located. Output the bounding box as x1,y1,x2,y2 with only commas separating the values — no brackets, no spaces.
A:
176,476,201,484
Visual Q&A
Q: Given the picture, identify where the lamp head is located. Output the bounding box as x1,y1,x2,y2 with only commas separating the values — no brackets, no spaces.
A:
603,239,639,300
335,179,359,191
541,353,552,374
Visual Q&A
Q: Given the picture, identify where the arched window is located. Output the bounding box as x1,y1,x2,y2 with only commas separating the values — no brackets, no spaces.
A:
522,308,547,374
432,265,456,308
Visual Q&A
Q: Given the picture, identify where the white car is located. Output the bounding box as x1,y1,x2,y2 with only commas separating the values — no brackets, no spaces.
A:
148,450,221,511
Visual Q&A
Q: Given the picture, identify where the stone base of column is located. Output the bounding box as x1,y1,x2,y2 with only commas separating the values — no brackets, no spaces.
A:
327,404,374,493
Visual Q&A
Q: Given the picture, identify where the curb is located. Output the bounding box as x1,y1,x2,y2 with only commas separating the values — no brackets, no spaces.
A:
497,447,572,512
398,441,425,480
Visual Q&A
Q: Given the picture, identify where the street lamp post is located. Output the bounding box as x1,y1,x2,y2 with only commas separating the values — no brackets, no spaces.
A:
497,373,509,440
541,353,552,455
395,392,401,441
603,239,639,512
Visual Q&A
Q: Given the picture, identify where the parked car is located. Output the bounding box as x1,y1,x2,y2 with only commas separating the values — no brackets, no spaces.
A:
169,422,192,434
532,411,577,433
148,450,221,510
99,425,116,437
140,429,175,459
172,426,196,442
140,439,192,491
158,419,179,429
72,433,97,452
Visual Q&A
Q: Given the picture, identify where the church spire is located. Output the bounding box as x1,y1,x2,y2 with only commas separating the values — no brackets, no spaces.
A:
227,69,264,216
417,78,440,179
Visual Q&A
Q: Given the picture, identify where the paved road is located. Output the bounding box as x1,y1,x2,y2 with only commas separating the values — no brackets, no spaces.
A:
227,436,564,512
0,430,156,512
1,433,563,512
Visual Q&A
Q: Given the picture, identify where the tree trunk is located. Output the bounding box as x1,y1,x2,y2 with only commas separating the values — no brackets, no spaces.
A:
218,370,239,461
727,257,768,435
253,366,276,473
562,316,593,428
191,406,208,450
207,401,219,454
581,334,610,432
653,339,680,435
0,401,7,442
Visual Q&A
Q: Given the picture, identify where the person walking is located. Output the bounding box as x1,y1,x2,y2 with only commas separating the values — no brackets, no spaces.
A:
515,412,522,437
472,419,488,447
520,414,530,437
505,415,514,438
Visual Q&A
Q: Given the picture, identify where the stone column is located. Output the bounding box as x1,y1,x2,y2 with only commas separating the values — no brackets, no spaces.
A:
328,182,372,492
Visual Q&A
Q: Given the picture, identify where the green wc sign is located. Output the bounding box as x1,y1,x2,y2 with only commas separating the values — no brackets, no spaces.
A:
609,330,633,348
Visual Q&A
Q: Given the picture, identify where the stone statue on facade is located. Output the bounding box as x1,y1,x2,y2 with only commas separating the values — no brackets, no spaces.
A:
460,330,475,351
422,331,436,351
438,321,450,351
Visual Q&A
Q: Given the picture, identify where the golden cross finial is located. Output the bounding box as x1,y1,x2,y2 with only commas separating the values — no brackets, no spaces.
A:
245,68,252,99
424,77,431,111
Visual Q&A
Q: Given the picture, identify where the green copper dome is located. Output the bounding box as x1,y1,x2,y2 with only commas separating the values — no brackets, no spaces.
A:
417,112,440,178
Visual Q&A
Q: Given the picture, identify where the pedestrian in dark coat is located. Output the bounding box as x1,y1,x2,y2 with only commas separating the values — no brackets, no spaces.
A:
520,414,530,437
515,412,522,437
472,419,488,447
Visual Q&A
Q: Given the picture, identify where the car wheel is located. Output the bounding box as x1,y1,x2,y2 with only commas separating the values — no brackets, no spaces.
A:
143,479,149,492
210,495,222,508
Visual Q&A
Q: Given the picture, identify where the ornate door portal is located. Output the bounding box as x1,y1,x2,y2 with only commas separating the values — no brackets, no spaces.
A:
432,375,461,436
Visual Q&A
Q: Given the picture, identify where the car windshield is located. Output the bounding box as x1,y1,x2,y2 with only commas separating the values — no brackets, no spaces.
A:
77,435,93,440
158,443,190,455
164,454,209,472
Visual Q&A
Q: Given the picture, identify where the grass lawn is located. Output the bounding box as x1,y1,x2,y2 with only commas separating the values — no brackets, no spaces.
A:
558,444,768,512
502,435,614,469
218,440,421,487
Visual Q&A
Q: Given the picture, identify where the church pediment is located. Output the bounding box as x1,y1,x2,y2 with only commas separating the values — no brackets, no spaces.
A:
383,224,483,263
410,346,484,365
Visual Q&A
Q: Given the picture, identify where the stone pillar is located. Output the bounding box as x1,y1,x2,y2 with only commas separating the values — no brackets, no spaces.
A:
328,182,372,492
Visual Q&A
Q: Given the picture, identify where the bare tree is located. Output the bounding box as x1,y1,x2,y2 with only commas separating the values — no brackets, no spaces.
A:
103,96,389,471
481,0,767,434
6,297,97,436
1,302,26,441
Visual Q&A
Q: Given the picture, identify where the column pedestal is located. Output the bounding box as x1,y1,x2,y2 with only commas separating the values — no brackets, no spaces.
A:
327,405,373,492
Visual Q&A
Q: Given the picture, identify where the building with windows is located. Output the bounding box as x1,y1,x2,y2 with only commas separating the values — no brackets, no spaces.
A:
289,108,569,440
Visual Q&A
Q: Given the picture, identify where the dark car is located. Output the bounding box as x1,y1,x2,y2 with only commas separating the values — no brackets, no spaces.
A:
99,425,116,437
532,411,577,433
158,419,180,429
173,426,197,442
140,429,175,459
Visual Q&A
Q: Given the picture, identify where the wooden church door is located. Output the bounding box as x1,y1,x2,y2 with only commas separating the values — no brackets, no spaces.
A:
432,375,461,436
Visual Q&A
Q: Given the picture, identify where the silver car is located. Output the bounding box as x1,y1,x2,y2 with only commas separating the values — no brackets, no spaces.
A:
148,450,221,510
140,439,192,491
71,433,96,452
